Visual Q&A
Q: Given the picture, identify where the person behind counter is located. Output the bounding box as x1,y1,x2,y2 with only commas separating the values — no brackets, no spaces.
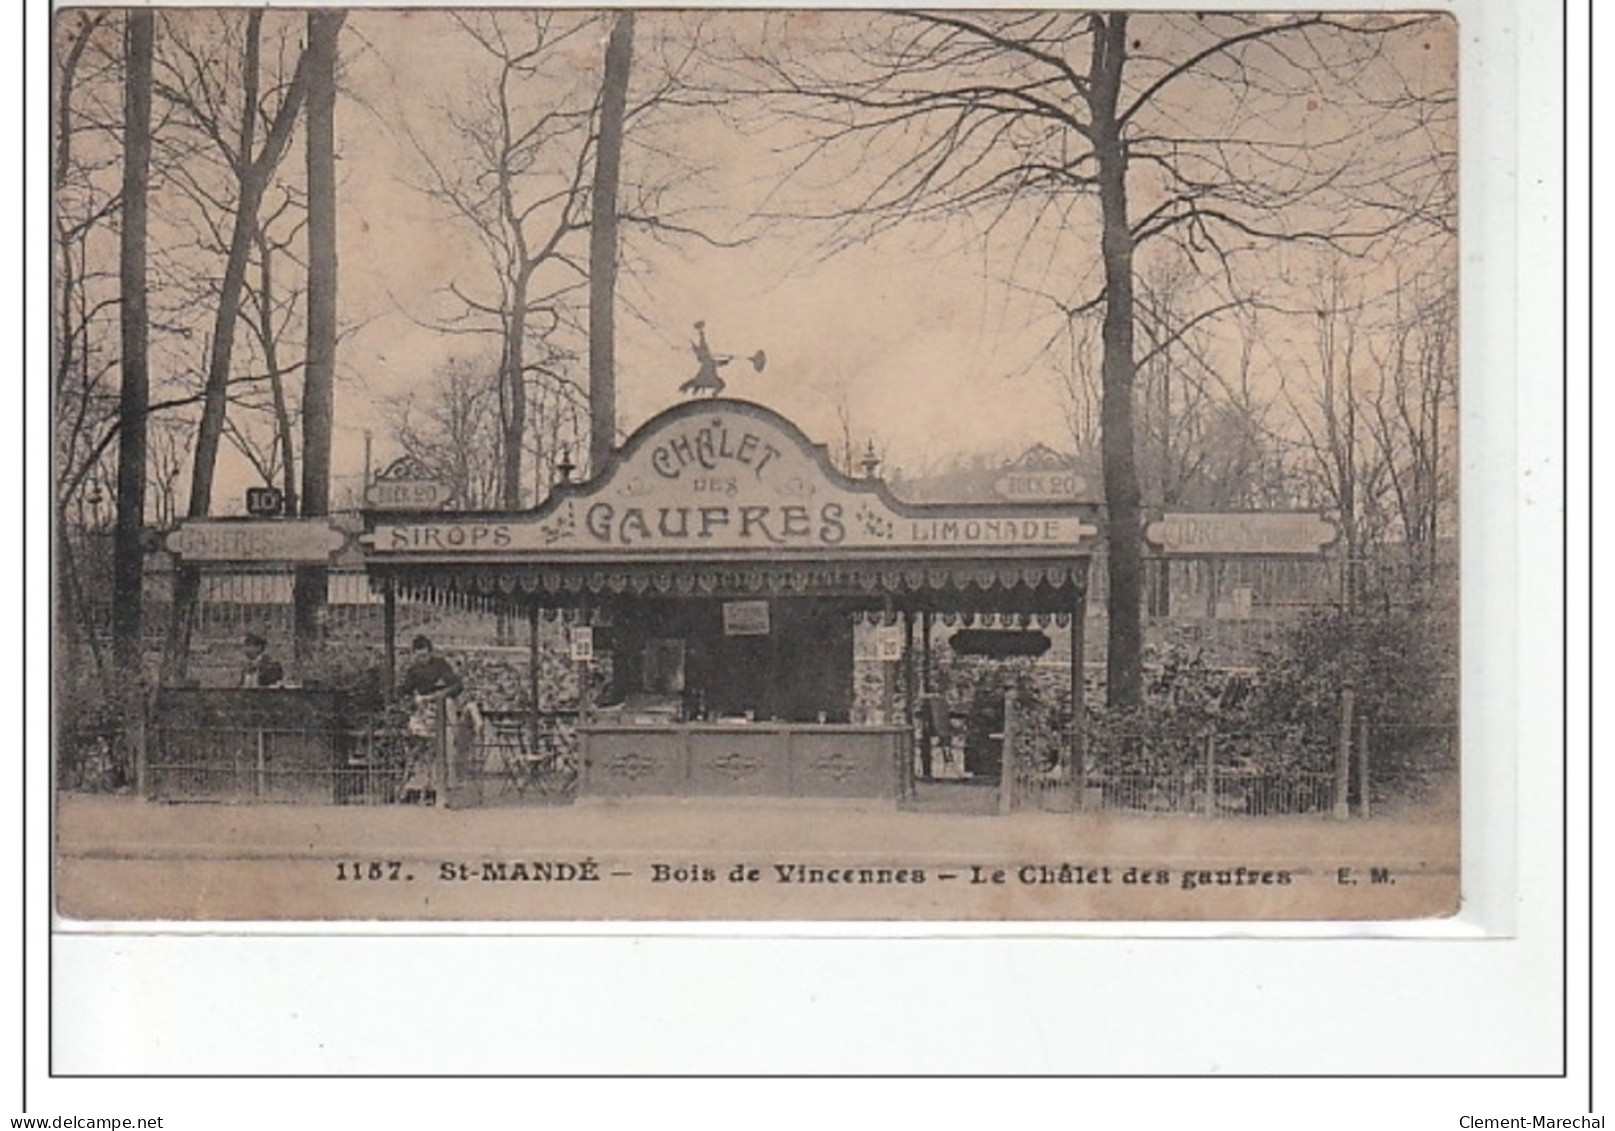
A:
240,633,285,688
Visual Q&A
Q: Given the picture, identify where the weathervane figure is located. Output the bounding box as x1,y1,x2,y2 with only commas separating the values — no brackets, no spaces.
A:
678,320,766,398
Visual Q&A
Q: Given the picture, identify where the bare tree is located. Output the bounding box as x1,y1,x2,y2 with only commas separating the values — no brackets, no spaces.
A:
395,11,739,492
237,202,306,510
524,352,590,496
55,12,124,673
1364,272,1457,588
398,11,600,509
730,11,1452,705
294,8,347,659
153,10,313,673
1054,313,1102,475
1130,258,1300,511
157,11,313,519
1283,269,1394,613
384,357,507,510
147,417,192,530
588,10,635,472
112,5,151,686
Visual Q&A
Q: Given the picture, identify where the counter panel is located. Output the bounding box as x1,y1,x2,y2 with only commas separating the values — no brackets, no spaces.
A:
579,724,905,800
582,728,691,797
689,730,793,796
789,730,896,798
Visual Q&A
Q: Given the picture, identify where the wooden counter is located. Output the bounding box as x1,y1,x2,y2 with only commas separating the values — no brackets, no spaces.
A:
578,723,908,800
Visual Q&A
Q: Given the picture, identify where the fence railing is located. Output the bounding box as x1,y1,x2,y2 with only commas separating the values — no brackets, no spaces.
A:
1007,754,1339,817
146,724,411,805
1082,769,1337,817
141,708,581,807
92,694,1454,818
1000,701,1456,819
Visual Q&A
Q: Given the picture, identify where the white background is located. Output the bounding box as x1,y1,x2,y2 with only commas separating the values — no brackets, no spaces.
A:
13,0,1593,1126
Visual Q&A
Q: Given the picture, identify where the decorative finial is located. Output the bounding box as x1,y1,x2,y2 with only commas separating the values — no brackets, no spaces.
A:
860,440,881,480
555,445,576,484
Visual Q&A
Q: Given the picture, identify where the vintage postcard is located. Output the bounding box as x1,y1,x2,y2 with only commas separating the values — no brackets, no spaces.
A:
53,7,1460,922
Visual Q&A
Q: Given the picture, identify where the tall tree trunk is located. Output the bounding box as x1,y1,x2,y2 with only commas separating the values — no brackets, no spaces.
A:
294,8,345,661
112,9,153,680
588,9,634,474
186,12,267,522
1092,14,1144,708
255,234,298,513
501,281,528,509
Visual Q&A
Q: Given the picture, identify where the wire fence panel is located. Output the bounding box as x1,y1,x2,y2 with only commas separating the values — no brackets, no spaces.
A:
1212,771,1337,817
142,710,585,807
999,715,1359,818
1078,770,1337,817
1092,773,1201,815
148,725,412,805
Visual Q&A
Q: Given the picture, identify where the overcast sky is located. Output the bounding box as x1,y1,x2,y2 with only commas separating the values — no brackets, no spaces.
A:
328,9,1092,493
66,8,1456,512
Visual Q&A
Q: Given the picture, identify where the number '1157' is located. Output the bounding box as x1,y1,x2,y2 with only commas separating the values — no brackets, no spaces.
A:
335,861,407,881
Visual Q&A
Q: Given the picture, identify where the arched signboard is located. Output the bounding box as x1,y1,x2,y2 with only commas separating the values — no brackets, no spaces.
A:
365,400,1101,560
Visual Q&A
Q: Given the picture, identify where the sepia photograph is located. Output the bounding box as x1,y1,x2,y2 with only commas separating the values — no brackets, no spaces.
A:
51,6,1461,923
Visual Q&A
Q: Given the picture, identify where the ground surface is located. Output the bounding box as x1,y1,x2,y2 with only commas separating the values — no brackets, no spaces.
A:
54,792,1460,922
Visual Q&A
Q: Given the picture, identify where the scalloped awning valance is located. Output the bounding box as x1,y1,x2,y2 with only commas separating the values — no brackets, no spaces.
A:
371,556,1089,610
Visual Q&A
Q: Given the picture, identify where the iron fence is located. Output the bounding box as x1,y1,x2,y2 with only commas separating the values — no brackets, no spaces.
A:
1001,716,1456,817
1084,769,1337,817
146,724,413,805
110,693,1457,818
144,710,582,807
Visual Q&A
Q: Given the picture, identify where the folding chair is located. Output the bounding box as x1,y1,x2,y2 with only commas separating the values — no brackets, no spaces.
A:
488,717,539,796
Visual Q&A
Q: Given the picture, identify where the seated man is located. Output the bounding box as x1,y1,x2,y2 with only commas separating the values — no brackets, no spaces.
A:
240,633,284,688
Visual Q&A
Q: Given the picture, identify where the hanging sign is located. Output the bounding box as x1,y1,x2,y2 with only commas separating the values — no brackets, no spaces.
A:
1146,512,1337,556
722,600,771,636
992,470,1086,502
365,456,454,511
165,519,346,563
244,487,285,516
875,625,905,662
569,627,595,663
366,479,453,510
948,630,1053,658
993,443,1086,501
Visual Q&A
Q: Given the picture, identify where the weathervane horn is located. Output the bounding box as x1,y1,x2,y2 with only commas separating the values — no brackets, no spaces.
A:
678,320,766,398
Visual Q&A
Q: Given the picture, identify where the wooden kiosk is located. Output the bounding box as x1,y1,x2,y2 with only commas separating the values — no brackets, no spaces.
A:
361,400,1101,803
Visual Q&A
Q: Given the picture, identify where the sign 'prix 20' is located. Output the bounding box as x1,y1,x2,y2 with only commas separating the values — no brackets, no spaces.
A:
369,408,1099,557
